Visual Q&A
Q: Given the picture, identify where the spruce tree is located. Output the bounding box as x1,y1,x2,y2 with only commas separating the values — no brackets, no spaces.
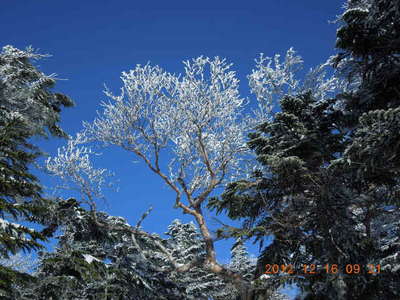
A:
0,45,73,296
228,239,255,283
18,198,187,300
165,220,287,300
209,0,400,298
165,219,231,300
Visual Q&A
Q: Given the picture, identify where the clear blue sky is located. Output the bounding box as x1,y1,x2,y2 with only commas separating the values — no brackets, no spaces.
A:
2,1,344,298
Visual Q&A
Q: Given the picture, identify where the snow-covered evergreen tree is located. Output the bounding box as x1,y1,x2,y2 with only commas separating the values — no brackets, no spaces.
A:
165,219,230,299
0,45,73,297
226,239,289,300
210,0,400,298
228,239,255,282
332,0,400,297
17,198,187,300
165,221,288,300
0,45,73,137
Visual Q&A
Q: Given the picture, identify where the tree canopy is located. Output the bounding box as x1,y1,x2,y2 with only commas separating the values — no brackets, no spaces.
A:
209,0,400,298
2,0,399,299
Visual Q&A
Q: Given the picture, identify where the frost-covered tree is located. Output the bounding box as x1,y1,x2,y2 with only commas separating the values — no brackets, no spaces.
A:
82,56,256,297
228,239,255,282
248,47,339,124
46,133,115,214
40,140,188,299
222,239,259,300
224,238,289,300
165,220,287,300
80,52,337,298
0,45,73,296
165,219,230,299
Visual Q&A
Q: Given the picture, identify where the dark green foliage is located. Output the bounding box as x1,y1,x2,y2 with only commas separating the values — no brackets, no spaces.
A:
0,114,46,255
14,200,279,300
211,93,400,299
209,0,400,298
334,0,400,123
19,199,187,300
0,45,73,296
343,108,400,188
210,92,375,298
0,264,34,299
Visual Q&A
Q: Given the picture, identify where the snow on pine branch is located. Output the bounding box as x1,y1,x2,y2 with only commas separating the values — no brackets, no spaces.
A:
82,253,101,264
0,45,73,137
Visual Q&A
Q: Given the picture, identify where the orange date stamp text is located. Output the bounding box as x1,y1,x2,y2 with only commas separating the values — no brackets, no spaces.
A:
264,264,381,275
